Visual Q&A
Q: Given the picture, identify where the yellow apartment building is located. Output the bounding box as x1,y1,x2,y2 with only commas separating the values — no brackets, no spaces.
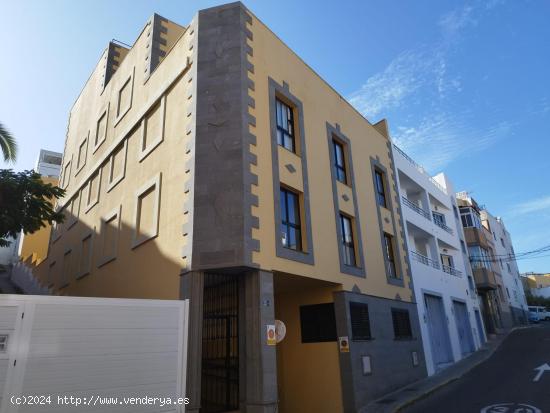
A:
34,3,427,412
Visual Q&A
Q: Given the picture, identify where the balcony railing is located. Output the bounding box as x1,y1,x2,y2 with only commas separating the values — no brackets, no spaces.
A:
432,214,454,235
393,144,448,194
402,197,431,220
442,264,462,277
410,251,440,269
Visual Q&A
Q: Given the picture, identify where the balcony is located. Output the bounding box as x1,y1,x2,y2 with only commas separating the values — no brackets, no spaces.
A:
472,267,498,291
442,264,462,277
432,213,454,235
393,144,448,194
402,196,431,220
410,251,440,269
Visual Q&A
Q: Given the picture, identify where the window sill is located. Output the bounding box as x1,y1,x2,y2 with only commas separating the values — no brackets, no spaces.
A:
92,137,106,155
84,199,99,215
131,233,158,250
106,174,125,193
138,137,163,163
97,255,116,268
76,270,90,280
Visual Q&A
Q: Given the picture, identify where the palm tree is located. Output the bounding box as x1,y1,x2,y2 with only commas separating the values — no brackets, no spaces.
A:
0,122,17,162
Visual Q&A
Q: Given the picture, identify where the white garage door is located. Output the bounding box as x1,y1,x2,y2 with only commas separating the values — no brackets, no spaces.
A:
0,295,188,413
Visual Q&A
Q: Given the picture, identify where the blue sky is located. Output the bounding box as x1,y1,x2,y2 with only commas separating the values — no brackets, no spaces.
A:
1,0,549,272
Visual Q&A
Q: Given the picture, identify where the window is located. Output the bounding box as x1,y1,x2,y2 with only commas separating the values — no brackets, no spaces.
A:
506,287,510,298
500,238,505,248
78,232,93,277
459,206,481,229
116,73,133,121
391,308,413,339
340,214,356,266
61,249,72,288
108,140,127,191
84,169,101,213
374,170,387,208
76,136,88,172
139,96,166,161
99,207,120,266
469,245,492,270
460,240,466,254
94,109,108,150
506,262,511,273
299,303,337,343
453,205,459,219
280,188,302,251
350,302,371,340
62,160,71,189
47,261,56,287
383,233,398,278
133,174,161,248
275,98,295,152
332,140,347,184
432,212,446,227
0,335,8,352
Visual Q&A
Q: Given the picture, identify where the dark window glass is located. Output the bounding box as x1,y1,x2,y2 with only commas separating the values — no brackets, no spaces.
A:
375,170,387,208
392,308,412,339
275,99,296,152
280,188,302,251
350,302,371,340
300,303,337,343
333,140,347,184
384,233,398,278
340,214,356,266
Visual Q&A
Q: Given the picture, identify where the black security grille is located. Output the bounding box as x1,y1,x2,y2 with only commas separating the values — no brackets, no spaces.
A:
300,303,337,343
201,273,239,413
350,302,372,340
391,308,413,339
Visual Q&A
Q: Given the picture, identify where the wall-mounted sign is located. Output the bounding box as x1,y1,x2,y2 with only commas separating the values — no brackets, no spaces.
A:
275,320,286,343
267,325,276,346
339,336,349,353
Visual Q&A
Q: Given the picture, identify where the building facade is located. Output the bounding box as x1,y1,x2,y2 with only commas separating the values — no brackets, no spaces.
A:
481,212,528,323
393,145,485,376
33,3,427,412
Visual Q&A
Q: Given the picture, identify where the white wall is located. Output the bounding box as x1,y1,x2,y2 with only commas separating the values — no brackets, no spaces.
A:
394,146,484,376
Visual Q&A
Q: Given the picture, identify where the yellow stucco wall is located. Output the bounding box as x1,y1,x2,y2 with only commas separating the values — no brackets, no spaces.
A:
19,176,58,265
247,13,413,302
275,285,343,413
34,16,195,299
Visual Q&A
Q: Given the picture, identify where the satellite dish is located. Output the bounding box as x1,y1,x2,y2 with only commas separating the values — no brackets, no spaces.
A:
275,320,286,343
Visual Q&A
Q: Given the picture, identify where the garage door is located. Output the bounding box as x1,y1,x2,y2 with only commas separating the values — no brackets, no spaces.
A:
0,295,188,412
424,294,454,371
453,300,475,356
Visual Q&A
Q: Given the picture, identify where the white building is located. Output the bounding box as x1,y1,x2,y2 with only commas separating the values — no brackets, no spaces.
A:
35,149,62,177
393,145,485,376
481,212,529,323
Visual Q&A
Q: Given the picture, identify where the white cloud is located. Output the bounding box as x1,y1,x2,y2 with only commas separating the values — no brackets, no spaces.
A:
347,2,510,170
393,113,512,171
511,196,550,216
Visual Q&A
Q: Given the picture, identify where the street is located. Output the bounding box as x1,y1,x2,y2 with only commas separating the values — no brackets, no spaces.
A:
401,324,550,413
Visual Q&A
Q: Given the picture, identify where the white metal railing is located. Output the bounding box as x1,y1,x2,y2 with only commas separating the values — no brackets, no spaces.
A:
402,196,431,220
410,251,440,269
442,264,462,277
393,144,448,195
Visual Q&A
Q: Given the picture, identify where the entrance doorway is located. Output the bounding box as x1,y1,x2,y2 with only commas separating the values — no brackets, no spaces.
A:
201,273,239,412
424,294,454,370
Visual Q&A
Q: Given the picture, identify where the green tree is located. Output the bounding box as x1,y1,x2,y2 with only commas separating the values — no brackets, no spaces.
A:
0,122,17,162
0,170,65,247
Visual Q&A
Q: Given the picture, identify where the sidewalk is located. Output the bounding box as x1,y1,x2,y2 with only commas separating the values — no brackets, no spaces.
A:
361,327,527,413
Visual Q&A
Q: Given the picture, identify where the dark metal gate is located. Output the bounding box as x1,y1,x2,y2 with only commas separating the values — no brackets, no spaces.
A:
201,273,239,412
